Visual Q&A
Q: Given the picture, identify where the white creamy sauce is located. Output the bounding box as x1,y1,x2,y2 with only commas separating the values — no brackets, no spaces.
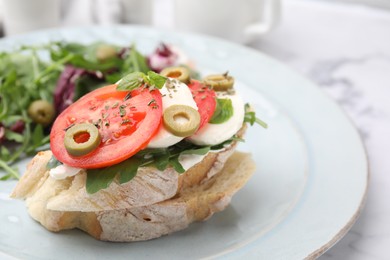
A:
49,164,82,180
147,79,198,148
178,153,209,171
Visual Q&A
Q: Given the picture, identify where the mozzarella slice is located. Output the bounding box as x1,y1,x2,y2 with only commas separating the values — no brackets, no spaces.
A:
188,92,245,146
50,164,82,180
147,80,198,148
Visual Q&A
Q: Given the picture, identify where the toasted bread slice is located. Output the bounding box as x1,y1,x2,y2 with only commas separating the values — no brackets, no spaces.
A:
11,142,237,212
18,152,255,241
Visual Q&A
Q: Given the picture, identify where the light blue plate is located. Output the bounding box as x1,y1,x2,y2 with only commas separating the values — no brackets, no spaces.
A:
0,26,367,260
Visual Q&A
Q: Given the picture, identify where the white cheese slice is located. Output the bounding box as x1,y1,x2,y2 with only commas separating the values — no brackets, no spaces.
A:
147,79,198,148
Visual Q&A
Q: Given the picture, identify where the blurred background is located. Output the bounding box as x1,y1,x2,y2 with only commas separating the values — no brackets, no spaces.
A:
0,0,389,41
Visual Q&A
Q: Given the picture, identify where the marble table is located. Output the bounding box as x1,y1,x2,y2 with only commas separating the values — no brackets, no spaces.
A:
249,0,390,259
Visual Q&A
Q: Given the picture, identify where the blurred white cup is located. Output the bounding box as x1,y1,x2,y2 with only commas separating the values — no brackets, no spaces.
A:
173,0,281,43
121,0,153,24
1,0,61,36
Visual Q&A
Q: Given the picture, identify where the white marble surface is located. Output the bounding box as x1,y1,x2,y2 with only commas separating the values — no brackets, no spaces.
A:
249,0,390,259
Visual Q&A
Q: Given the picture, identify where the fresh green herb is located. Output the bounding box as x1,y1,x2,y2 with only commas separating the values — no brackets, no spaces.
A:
147,71,167,89
116,72,145,91
86,169,118,194
85,137,237,194
147,99,156,106
244,103,268,129
0,45,62,179
119,105,127,117
46,155,62,170
209,98,234,124
0,42,156,180
117,71,167,91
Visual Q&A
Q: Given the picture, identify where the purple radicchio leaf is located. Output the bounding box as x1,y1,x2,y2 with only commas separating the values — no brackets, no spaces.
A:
54,65,87,115
10,120,25,133
0,123,5,144
147,43,179,72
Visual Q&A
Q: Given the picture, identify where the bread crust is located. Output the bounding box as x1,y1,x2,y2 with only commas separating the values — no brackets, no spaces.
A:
11,127,255,241
20,152,254,241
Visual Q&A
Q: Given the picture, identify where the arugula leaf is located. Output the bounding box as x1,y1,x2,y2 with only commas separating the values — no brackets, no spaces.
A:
180,146,210,155
46,155,62,170
0,146,11,161
32,124,44,146
118,157,143,184
154,153,170,171
83,136,242,194
244,103,268,129
169,156,185,174
210,98,234,124
86,168,118,194
86,156,145,193
5,130,24,143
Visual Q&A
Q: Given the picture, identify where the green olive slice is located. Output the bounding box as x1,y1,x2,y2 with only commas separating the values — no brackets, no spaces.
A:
163,105,200,137
64,123,101,157
27,100,55,126
203,73,235,91
160,66,190,84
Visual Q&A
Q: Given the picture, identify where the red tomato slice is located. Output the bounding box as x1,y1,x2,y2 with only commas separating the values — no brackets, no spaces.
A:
188,80,216,129
50,84,162,169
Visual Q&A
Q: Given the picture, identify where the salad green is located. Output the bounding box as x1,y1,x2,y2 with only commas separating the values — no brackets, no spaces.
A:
1,41,267,189
0,42,152,179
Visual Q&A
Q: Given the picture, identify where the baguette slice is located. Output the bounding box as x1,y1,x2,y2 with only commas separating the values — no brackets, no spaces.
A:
17,152,255,241
11,126,247,212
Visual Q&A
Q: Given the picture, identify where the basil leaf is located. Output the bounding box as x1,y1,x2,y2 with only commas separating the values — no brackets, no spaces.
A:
146,71,167,89
209,98,234,124
46,155,62,170
117,72,145,91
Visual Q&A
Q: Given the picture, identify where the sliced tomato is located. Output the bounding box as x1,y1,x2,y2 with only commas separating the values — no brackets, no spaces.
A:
50,84,162,169
188,80,216,129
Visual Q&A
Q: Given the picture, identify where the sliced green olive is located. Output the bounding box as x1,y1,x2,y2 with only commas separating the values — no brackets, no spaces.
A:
160,66,190,84
163,105,200,137
203,73,234,91
27,100,55,126
64,123,101,157
96,44,117,61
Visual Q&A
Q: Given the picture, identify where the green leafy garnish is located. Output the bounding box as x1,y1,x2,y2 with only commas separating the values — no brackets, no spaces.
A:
86,169,118,194
0,42,154,179
117,71,167,91
85,138,235,194
244,103,268,128
209,98,234,124
46,155,62,170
